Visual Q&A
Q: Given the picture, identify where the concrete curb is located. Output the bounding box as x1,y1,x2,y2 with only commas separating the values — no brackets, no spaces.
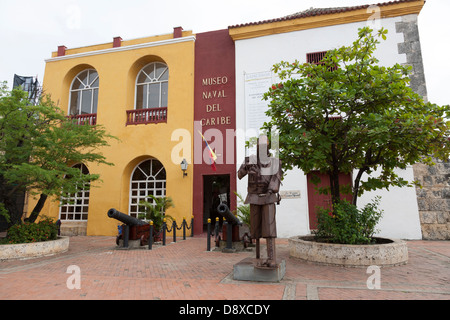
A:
0,237,70,261
289,235,408,267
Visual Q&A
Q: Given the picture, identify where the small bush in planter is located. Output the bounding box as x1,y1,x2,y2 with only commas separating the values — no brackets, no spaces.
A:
315,197,383,245
234,192,250,227
138,195,174,236
3,216,58,244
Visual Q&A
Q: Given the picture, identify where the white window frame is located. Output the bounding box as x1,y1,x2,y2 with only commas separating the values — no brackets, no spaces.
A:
135,62,169,110
69,69,99,116
129,159,167,218
59,163,90,221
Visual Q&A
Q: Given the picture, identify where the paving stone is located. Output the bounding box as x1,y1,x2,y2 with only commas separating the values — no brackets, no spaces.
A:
0,236,449,300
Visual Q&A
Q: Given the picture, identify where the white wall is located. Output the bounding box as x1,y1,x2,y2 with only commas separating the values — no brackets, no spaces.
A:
356,166,423,239
235,17,423,239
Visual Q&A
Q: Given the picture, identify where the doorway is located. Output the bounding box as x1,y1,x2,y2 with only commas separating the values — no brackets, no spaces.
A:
202,174,230,231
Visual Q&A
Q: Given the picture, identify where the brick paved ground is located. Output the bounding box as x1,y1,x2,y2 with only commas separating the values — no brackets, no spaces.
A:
0,236,449,301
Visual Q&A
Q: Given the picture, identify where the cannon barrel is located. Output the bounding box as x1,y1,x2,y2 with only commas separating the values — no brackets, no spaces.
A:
107,208,148,226
217,203,242,226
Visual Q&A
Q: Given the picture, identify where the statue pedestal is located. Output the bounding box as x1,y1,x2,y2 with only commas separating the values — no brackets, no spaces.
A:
233,257,286,282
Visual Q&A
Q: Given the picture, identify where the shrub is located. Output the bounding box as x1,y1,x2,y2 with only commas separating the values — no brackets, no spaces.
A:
315,197,383,245
3,216,58,244
234,192,250,227
138,195,174,232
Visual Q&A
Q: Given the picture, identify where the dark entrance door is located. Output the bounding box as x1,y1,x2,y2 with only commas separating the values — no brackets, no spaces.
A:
306,171,353,230
202,174,230,232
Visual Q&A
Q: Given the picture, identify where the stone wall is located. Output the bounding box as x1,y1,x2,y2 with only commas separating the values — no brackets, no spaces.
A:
413,161,450,240
396,14,428,101
397,15,450,240
60,221,87,236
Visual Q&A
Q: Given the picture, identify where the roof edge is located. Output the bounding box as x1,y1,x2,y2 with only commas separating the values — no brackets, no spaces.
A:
229,0,425,40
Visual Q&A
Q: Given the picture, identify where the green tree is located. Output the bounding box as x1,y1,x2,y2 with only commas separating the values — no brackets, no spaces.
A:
0,83,116,226
263,27,450,209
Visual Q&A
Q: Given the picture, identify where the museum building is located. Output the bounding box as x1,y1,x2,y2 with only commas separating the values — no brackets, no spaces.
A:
31,0,445,240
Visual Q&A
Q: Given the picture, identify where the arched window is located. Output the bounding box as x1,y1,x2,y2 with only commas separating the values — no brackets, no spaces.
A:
129,159,166,218
135,62,169,109
59,164,90,221
69,69,99,116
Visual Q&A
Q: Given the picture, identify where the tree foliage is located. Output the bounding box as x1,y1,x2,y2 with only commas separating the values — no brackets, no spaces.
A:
0,83,116,226
263,27,450,208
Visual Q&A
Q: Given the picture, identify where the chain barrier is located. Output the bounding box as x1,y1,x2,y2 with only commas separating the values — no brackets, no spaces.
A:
147,216,194,250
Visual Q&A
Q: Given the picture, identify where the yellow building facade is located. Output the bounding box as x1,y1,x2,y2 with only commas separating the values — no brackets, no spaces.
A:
32,29,195,236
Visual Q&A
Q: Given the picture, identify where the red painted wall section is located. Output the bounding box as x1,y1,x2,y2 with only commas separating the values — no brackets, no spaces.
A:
193,29,236,235
306,171,353,229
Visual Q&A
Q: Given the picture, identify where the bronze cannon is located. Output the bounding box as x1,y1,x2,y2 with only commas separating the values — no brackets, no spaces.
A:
217,203,242,244
107,208,150,247
217,203,242,226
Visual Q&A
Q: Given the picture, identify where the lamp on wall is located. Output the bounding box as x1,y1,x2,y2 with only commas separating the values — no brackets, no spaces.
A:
180,159,188,178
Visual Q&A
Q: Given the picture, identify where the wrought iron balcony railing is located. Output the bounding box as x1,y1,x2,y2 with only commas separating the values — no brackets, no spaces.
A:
126,107,167,126
67,113,97,125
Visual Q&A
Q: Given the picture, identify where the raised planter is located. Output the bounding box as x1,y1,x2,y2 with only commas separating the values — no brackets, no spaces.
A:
289,235,408,267
0,237,69,261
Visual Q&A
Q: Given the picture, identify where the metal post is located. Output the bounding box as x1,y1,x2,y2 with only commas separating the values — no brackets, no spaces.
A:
183,217,186,240
225,221,232,250
207,218,211,251
214,217,220,247
123,225,129,248
148,221,153,250
173,220,177,243
162,218,166,246
191,216,194,237
56,220,61,236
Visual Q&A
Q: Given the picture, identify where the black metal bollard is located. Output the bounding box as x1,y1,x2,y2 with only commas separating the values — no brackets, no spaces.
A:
191,216,194,237
162,219,166,246
56,220,62,236
214,217,220,247
183,218,186,241
148,221,153,250
225,221,232,250
173,220,177,243
207,218,211,251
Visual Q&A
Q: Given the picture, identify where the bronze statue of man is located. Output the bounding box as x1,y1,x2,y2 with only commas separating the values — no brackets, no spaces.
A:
238,135,282,268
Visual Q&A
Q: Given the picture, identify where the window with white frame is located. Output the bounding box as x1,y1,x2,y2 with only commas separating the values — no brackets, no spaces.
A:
69,69,99,116
129,159,167,218
135,62,169,109
59,164,90,221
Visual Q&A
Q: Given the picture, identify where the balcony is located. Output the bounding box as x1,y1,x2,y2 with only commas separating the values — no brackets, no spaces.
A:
68,113,97,125
126,107,167,126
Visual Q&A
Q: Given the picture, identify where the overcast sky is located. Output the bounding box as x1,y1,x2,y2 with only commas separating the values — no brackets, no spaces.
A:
0,0,448,105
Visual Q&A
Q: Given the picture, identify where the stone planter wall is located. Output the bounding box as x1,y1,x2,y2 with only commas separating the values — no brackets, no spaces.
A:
0,237,69,261
289,236,408,267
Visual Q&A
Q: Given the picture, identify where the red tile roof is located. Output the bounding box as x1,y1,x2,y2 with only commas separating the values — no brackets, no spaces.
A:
229,0,423,28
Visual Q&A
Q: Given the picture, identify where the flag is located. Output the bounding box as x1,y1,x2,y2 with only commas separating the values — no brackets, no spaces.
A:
198,131,217,171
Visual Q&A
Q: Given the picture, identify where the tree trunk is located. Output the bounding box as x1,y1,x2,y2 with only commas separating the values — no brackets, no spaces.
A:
328,170,341,214
352,167,368,206
0,175,24,227
329,143,341,209
25,194,48,223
